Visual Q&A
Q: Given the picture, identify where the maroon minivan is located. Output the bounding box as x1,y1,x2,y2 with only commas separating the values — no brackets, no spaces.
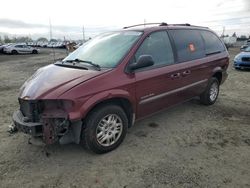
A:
13,23,229,153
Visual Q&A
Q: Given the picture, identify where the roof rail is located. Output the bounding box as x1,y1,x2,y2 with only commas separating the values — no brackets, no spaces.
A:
123,23,208,29
123,22,168,29
170,23,191,26
168,23,208,28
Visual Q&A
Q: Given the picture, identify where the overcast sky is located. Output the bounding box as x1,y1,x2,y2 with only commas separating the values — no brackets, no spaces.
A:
0,0,250,40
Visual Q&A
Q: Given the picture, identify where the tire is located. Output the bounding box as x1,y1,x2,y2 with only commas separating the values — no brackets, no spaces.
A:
81,104,128,154
32,50,38,54
12,50,18,55
200,77,219,105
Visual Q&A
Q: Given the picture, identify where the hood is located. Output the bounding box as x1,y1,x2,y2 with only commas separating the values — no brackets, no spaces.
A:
238,51,250,57
19,64,110,99
235,51,250,60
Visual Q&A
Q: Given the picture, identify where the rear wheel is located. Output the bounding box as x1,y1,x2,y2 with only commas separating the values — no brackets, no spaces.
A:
11,50,18,55
32,50,38,54
81,104,128,154
200,77,219,105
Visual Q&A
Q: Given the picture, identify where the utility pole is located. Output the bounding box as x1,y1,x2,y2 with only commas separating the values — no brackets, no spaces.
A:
49,18,53,41
49,18,55,62
221,26,225,37
82,25,85,42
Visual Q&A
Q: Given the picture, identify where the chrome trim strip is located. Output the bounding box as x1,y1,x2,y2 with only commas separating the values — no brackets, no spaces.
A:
139,79,208,105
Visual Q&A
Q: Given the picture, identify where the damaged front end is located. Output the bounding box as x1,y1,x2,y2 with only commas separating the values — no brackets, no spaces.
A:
12,99,82,145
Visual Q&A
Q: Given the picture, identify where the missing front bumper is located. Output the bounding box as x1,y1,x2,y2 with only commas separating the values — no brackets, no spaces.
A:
12,110,82,145
13,110,42,136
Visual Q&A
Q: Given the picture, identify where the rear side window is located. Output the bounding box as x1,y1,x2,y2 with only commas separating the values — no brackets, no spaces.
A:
169,29,205,62
200,30,225,55
135,31,174,66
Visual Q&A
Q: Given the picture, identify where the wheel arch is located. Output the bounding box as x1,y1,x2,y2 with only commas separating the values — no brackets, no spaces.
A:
211,67,223,84
76,90,136,128
85,97,134,127
212,71,222,84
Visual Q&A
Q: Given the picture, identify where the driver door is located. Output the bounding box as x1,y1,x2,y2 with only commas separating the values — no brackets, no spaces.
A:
133,31,188,118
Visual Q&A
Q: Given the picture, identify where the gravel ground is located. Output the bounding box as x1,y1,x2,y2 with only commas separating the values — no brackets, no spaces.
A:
0,48,249,188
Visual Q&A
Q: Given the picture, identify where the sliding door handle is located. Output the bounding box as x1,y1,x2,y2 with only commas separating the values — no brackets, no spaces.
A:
182,70,191,76
170,73,181,79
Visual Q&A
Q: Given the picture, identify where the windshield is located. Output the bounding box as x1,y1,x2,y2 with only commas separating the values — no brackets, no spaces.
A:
244,46,250,52
63,31,142,68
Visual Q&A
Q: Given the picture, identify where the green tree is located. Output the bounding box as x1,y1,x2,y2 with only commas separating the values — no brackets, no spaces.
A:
50,38,57,42
15,36,32,43
4,35,11,43
37,37,48,42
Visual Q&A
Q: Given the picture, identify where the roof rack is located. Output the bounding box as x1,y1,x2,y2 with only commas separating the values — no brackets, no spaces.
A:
167,23,209,29
170,23,191,26
123,23,207,29
123,22,168,29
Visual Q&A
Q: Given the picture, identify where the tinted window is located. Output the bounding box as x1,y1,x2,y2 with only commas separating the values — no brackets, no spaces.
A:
200,30,225,55
15,45,23,48
169,29,205,62
135,31,174,66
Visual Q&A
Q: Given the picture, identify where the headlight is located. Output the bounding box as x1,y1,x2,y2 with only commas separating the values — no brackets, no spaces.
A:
234,56,241,61
43,100,74,112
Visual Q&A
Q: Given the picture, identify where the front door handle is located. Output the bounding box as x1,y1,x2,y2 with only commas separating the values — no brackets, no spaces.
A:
170,73,181,79
182,70,191,76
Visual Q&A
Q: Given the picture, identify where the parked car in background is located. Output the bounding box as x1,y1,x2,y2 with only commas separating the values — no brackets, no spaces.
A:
0,43,13,53
240,44,249,51
73,43,83,50
240,39,250,51
234,46,250,69
4,44,39,54
12,23,229,154
222,36,237,48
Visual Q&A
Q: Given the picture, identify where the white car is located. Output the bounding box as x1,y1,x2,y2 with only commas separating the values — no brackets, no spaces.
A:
4,44,39,54
0,43,13,53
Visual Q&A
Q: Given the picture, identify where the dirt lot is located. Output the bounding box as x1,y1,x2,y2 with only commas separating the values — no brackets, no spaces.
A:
0,48,249,188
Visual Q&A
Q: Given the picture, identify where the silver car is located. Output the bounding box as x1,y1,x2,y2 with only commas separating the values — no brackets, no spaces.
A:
4,44,39,54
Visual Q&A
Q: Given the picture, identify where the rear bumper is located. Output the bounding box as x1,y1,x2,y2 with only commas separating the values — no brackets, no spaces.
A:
12,110,42,137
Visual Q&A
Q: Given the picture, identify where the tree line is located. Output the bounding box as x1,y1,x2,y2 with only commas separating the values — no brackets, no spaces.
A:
0,36,51,44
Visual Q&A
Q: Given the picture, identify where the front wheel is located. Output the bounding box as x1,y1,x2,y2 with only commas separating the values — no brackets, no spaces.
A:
11,50,18,55
200,77,219,105
81,104,128,154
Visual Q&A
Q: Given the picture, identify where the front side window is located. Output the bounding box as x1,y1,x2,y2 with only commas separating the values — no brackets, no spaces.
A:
169,29,205,62
135,31,174,66
63,31,142,68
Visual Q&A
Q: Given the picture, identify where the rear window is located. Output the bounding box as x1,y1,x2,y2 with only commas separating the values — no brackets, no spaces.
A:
169,29,205,62
200,30,225,55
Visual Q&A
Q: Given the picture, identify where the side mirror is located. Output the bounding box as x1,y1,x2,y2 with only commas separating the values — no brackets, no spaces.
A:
128,55,154,72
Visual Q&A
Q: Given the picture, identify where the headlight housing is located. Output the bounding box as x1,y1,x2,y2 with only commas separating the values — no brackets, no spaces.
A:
234,55,241,61
43,100,74,112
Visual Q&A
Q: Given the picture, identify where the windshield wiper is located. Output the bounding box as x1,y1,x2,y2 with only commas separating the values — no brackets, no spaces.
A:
63,58,101,70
